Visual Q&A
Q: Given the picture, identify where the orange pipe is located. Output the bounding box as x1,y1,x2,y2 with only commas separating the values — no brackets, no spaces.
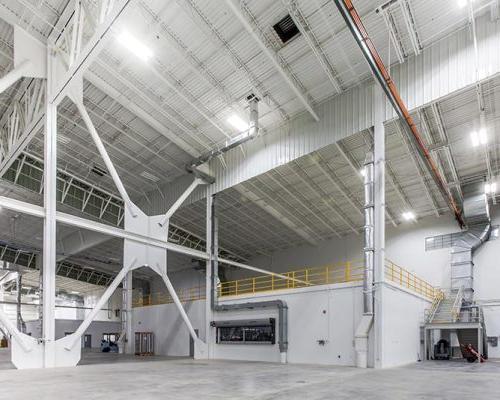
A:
341,0,464,227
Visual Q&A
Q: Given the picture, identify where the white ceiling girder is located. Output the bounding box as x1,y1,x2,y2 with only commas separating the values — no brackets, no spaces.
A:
285,0,342,93
50,0,134,105
233,184,318,246
289,161,359,235
86,67,202,158
224,0,319,121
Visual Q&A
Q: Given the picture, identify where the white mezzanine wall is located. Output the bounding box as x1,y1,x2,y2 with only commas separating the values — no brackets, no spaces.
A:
132,282,365,365
244,207,500,359
136,208,500,363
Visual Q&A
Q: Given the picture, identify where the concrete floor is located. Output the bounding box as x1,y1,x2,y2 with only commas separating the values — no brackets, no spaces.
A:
0,350,500,399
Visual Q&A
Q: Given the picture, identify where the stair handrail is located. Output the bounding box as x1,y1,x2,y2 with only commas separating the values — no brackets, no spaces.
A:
426,289,444,323
451,286,464,322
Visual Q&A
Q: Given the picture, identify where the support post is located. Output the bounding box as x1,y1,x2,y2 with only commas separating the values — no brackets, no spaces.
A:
373,85,386,369
158,267,200,345
121,271,133,354
205,195,214,358
64,259,136,350
16,273,23,332
73,99,137,217
0,60,32,94
158,178,203,227
37,255,43,339
42,46,57,368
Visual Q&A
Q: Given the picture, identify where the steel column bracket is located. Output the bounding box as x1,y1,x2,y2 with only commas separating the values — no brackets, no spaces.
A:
13,26,46,79
123,205,208,358
0,27,46,95
65,76,137,217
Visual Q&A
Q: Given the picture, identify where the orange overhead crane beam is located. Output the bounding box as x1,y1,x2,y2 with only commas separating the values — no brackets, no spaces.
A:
334,0,465,228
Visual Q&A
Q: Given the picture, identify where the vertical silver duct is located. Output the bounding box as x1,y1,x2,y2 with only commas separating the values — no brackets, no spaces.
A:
363,153,375,315
354,152,375,368
450,186,491,302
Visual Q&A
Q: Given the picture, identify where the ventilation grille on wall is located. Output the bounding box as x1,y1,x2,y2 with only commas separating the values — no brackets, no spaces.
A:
91,164,107,177
273,14,300,44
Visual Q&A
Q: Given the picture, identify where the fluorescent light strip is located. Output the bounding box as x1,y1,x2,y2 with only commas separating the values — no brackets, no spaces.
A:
227,115,249,132
117,31,153,61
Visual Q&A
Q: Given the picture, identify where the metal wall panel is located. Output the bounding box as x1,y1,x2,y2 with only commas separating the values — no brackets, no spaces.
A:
143,14,500,214
387,12,500,120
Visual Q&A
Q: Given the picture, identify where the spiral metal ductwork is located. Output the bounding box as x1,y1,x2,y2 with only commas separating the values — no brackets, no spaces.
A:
450,184,491,301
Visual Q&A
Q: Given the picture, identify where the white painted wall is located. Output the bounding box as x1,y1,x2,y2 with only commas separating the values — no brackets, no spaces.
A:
24,319,121,348
139,206,500,364
132,300,205,357
380,284,430,367
133,282,364,365
83,288,121,322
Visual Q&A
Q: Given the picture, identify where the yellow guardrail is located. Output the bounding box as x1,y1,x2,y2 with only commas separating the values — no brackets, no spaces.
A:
133,259,441,308
219,261,365,297
133,285,205,307
384,260,441,300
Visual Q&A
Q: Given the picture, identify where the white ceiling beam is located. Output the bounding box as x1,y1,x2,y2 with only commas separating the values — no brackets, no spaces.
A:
311,153,364,218
177,0,288,121
224,0,319,121
289,161,358,235
285,0,342,93
139,1,248,127
234,184,318,246
376,5,406,64
269,169,342,238
50,0,134,105
85,71,202,158
394,119,441,217
399,0,422,55
430,103,463,202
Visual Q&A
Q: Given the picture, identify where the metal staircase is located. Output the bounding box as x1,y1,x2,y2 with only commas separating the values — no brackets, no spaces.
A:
425,287,462,324
424,288,487,362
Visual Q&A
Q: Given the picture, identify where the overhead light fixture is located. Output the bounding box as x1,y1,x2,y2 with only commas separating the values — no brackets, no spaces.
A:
227,115,249,132
471,129,487,147
458,0,476,8
360,167,366,177
117,31,153,61
485,182,497,194
402,211,415,221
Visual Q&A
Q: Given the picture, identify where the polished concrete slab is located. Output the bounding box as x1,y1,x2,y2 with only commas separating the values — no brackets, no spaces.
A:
0,352,499,400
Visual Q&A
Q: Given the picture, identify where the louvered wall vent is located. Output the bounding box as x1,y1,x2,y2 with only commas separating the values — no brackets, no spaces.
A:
91,165,107,177
273,14,300,44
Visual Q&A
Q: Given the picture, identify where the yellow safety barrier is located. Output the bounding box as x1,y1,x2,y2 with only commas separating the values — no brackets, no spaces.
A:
133,259,441,307
219,261,365,297
384,260,441,300
133,285,205,307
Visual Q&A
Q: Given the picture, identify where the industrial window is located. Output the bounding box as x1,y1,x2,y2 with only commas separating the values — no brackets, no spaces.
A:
214,318,275,344
273,14,300,44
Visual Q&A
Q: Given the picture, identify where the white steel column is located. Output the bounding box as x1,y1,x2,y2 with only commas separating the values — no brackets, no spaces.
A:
205,195,214,359
42,46,57,368
373,85,386,369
